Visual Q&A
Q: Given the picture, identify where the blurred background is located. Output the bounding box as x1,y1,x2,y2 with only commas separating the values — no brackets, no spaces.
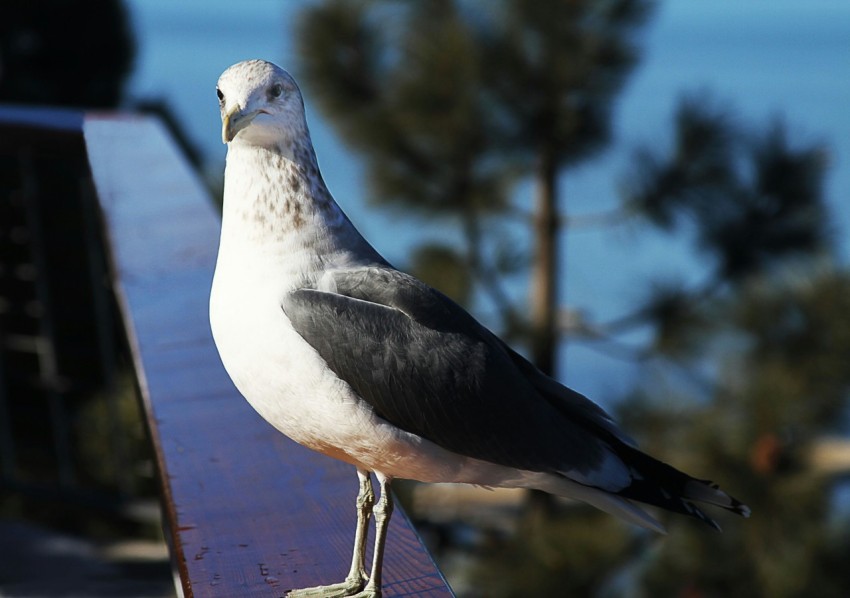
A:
1,0,849,596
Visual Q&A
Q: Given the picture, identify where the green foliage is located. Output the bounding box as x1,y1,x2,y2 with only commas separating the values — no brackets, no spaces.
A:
625,96,830,280
734,272,850,432
612,268,850,597
617,95,833,368
298,0,511,215
74,370,156,497
465,506,635,597
298,0,651,210
480,0,651,165
408,243,473,305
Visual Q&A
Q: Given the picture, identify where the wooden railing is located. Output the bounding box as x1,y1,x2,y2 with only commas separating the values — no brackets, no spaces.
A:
1,108,452,597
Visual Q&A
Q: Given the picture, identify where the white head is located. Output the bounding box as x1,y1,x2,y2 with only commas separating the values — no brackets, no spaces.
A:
216,60,306,148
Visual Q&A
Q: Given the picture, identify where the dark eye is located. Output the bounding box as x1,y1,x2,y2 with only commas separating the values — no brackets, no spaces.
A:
216,87,225,104
269,83,283,99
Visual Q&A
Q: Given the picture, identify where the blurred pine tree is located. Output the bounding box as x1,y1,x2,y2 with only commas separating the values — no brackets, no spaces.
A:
293,1,849,596
296,0,652,375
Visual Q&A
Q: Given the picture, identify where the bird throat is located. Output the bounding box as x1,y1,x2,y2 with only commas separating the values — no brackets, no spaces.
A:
223,141,347,246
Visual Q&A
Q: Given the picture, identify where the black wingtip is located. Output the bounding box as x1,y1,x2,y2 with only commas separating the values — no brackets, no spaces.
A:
680,498,723,531
731,499,752,519
686,478,751,519
614,448,751,530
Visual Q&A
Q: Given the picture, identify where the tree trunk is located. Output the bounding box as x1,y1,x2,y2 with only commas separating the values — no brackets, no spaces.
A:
527,146,561,514
529,146,559,377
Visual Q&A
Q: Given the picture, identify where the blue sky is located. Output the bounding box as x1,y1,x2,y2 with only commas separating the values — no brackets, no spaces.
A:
124,0,850,402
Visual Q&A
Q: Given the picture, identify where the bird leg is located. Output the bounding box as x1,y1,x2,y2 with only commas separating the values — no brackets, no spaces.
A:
346,470,375,587
353,474,393,598
286,469,374,597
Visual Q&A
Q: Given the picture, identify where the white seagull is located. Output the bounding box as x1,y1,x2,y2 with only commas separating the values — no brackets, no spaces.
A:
209,60,749,598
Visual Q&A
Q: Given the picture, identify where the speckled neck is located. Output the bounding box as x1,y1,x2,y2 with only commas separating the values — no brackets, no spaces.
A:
226,138,342,224
219,138,385,273
222,138,347,253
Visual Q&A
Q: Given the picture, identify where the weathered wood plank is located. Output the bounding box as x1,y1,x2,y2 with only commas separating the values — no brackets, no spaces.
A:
83,114,453,597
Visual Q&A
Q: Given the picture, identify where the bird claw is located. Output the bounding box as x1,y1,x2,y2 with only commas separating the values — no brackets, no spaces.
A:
286,577,366,597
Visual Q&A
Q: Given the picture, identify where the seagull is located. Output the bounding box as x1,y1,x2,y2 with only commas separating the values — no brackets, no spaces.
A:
210,59,750,598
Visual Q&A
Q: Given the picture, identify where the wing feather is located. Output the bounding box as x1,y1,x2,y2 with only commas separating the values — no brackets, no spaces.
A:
282,267,631,490
282,266,751,527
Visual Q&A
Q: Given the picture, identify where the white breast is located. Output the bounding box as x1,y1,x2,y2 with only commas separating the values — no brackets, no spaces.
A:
209,143,505,483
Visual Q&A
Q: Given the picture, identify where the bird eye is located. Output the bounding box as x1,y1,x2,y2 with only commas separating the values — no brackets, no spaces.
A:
269,83,283,99
216,87,225,104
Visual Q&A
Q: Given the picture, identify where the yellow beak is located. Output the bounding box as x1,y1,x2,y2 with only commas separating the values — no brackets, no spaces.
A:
221,107,258,144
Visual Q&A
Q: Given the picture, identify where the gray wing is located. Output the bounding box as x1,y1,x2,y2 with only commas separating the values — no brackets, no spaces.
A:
282,266,632,490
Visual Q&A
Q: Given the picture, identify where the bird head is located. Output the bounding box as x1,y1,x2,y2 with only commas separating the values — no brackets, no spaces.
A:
216,60,305,147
